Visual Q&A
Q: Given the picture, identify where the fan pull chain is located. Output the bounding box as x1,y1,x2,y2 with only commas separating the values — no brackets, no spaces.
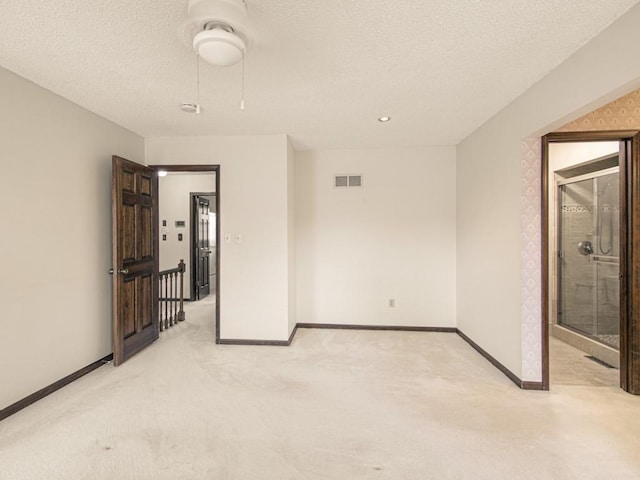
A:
196,53,202,114
240,48,246,110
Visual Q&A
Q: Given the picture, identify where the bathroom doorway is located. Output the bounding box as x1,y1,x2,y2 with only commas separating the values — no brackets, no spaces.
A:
542,131,640,394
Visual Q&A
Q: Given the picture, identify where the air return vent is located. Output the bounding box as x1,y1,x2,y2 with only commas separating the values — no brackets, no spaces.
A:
334,175,348,187
334,174,363,188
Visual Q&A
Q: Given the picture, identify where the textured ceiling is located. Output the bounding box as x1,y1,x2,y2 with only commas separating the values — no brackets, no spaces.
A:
1,0,638,150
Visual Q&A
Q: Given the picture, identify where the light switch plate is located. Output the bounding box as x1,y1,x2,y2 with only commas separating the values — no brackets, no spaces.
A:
235,233,242,244
224,233,232,244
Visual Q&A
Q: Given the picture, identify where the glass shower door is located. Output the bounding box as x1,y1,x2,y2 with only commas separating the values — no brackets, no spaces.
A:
557,170,619,349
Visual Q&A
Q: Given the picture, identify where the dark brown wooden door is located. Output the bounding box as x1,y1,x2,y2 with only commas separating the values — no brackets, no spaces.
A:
622,133,640,393
111,156,158,366
193,195,210,300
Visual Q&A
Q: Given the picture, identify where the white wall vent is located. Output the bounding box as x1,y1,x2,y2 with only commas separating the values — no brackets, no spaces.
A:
334,174,363,188
348,175,362,187
334,175,349,187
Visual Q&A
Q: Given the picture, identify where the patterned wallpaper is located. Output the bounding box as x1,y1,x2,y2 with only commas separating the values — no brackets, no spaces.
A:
520,138,542,382
556,88,640,131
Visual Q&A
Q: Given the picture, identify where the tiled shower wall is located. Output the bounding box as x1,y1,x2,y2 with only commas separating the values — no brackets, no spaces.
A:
559,183,597,335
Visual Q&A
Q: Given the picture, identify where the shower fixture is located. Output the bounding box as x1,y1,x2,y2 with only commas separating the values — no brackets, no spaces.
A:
557,164,620,357
597,181,613,255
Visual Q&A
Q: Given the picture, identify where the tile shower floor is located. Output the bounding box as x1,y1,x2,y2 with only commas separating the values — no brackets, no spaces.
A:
594,333,620,350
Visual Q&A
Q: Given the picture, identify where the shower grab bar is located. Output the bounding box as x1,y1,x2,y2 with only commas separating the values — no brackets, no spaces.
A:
590,255,619,265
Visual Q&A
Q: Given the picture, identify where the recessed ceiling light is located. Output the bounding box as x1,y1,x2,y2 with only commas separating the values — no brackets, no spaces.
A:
378,116,391,122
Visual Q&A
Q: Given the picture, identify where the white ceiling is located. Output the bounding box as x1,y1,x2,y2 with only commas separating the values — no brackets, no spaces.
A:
1,1,638,150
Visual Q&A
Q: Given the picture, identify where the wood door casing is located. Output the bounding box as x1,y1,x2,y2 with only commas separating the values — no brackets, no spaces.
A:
627,133,640,392
112,156,159,366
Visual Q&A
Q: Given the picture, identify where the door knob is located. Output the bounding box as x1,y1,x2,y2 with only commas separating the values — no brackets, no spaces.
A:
109,268,129,275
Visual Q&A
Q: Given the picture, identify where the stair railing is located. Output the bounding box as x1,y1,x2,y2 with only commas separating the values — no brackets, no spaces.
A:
159,259,186,331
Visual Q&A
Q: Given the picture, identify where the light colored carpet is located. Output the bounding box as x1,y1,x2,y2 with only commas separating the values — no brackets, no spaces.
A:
1,301,639,479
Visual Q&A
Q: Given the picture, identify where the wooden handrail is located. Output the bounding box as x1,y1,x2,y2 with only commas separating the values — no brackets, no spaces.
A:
159,259,186,331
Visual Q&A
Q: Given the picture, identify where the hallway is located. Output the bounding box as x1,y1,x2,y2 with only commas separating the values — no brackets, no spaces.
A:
0,305,638,479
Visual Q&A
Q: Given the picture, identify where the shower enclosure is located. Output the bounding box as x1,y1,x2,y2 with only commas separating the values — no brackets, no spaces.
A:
557,167,620,351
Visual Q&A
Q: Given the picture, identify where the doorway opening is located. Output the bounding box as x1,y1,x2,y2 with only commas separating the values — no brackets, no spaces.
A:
542,132,640,394
190,193,216,301
153,165,220,342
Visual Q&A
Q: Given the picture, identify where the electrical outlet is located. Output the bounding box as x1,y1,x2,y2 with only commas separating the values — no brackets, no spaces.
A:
389,299,395,308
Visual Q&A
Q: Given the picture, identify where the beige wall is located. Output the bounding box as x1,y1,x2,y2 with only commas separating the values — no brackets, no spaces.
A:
296,147,457,328
287,138,297,336
457,3,640,381
145,135,294,342
0,67,144,410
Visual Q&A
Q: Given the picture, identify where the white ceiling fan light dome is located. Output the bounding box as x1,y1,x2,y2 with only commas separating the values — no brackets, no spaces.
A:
193,26,245,67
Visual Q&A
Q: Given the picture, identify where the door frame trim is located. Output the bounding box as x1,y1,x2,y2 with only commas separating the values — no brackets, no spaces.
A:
542,130,640,392
150,165,221,342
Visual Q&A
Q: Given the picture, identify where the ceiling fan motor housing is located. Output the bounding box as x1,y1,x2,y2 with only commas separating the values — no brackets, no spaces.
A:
189,0,248,28
188,0,250,66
